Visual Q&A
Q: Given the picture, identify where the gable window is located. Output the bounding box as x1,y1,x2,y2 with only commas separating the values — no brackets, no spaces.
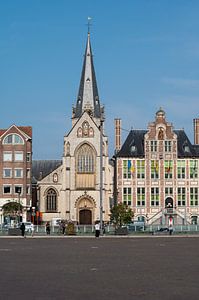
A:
3,134,24,144
165,141,172,152
150,141,157,152
77,144,94,173
46,189,57,212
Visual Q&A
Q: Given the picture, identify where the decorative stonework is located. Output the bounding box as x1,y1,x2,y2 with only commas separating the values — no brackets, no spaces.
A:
77,121,94,138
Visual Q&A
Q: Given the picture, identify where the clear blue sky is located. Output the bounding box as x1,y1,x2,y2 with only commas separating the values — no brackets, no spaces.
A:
0,0,199,159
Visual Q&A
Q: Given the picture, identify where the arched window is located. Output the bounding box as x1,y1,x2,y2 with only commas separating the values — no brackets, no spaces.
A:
3,134,24,145
77,144,94,173
46,189,57,212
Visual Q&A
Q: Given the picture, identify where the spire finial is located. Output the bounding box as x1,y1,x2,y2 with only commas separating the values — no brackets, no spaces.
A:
87,17,92,34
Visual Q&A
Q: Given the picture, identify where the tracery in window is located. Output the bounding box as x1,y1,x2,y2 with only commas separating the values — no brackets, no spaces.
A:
76,144,95,173
46,189,57,212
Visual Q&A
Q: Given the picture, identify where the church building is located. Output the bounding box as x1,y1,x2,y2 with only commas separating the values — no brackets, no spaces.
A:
33,31,112,225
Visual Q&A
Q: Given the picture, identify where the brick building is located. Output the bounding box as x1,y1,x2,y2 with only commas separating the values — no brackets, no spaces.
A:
114,109,199,226
0,125,32,225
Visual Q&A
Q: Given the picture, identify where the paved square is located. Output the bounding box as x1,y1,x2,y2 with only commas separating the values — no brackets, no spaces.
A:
0,237,198,300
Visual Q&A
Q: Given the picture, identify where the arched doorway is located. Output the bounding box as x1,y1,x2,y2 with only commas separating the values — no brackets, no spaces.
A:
79,209,92,225
165,197,173,208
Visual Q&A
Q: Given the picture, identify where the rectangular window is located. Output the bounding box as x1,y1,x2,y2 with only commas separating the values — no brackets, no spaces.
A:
123,160,131,179
190,160,198,179
123,187,132,206
26,169,30,178
165,187,173,196
26,185,30,194
26,152,31,162
190,188,198,206
137,160,145,179
151,160,159,179
14,186,22,194
137,187,145,206
3,168,12,178
165,141,172,152
3,152,12,161
14,151,23,161
151,188,159,206
164,160,173,179
14,169,23,178
150,141,157,152
177,187,186,206
177,160,186,179
3,185,12,194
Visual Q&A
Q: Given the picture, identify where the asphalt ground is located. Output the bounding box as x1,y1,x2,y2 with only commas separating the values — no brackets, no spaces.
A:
0,237,198,300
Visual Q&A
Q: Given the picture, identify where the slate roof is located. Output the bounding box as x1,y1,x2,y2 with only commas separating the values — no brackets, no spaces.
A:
116,129,199,158
32,160,62,182
73,33,101,119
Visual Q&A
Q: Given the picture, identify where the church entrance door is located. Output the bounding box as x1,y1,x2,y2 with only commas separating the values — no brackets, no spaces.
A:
79,209,92,225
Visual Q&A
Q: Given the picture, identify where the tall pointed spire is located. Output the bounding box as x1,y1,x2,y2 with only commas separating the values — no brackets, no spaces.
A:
73,31,101,119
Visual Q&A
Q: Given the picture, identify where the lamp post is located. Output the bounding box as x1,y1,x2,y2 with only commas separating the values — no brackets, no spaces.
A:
99,118,103,235
17,190,21,225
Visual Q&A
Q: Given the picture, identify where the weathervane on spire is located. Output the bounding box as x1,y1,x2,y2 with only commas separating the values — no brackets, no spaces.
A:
87,16,92,34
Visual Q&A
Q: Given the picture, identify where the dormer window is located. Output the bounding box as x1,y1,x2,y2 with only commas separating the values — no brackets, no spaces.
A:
130,145,137,153
86,78,90,82
183,141,190,153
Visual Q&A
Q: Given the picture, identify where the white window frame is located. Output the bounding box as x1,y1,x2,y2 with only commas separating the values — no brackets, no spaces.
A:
3,168,12,178
14,168,23,178
3,151,12,162
14,185,23,195
14,151,23,161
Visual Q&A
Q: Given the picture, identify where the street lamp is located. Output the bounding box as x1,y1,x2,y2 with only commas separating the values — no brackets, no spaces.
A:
17,190,21,225
99,118,103,235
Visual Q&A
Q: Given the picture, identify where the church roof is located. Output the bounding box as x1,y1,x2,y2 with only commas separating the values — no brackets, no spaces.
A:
116,129,199,158
73,32,101,119
32,160,62,182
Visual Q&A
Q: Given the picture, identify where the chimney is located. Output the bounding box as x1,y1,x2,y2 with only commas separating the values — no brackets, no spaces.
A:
194,118,199,145
115,118,121,153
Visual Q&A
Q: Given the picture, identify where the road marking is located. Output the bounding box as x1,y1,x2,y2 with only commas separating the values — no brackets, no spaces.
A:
0,249,12,251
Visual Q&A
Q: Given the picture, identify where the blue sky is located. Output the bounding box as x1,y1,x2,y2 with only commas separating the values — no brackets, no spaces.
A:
0,0,199,159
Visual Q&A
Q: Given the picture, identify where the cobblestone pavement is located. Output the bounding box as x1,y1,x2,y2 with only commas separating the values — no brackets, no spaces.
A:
0,237,198,300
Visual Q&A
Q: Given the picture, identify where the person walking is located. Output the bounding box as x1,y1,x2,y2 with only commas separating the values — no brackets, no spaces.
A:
46,222,50,235
95,222,100,238
20,222,26,237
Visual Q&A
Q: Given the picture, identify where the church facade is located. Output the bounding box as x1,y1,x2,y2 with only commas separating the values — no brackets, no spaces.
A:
34,32,113,225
